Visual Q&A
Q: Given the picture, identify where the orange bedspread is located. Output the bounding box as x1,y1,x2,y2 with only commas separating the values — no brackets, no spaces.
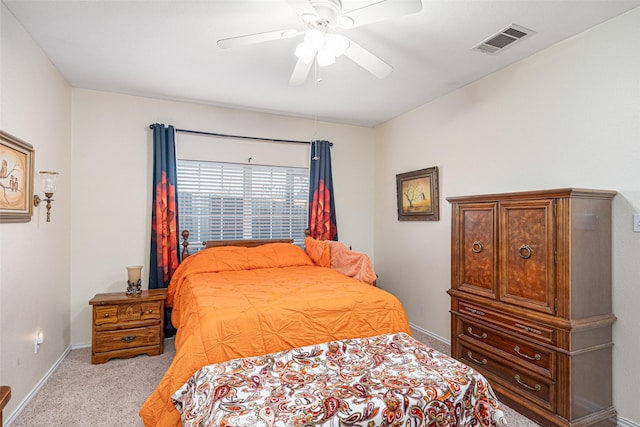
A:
139,243,410,427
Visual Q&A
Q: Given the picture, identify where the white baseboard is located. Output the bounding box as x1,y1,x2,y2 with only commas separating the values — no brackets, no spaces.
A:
5,345,71,426
408,322,450,346
70,342,91,350
618,416,640,427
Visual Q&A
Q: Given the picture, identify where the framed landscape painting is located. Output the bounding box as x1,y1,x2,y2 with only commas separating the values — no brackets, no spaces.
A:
0,130,34,223
396,166,439,221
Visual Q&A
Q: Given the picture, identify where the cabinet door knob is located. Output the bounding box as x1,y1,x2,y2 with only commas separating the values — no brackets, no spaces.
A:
471,241,483,253
518,244,533,259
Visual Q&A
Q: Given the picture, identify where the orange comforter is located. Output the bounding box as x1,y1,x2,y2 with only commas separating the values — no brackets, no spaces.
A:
139,243,410,426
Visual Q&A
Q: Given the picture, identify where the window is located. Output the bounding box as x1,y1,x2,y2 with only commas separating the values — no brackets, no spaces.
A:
177,160,309,253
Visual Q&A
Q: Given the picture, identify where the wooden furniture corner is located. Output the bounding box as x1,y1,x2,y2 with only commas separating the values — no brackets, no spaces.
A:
1,385,11,426
89,288,168,364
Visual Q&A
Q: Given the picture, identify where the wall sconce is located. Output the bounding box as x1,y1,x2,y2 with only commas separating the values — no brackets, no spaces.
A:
33,171,59,222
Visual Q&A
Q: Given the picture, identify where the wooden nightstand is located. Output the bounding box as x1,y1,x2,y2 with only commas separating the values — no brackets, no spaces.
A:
89,288,167,364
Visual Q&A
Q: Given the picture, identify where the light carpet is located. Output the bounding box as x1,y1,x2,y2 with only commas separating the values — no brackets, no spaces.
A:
10,329,539,426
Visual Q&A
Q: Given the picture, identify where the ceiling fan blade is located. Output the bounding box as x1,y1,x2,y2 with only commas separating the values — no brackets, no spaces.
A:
343,0,422,28
343,39,393,79
217,29,300,49
290,59,313,86
285,0,317,19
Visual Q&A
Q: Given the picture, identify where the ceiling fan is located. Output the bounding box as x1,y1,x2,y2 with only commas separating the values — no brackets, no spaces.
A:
217,0,423,86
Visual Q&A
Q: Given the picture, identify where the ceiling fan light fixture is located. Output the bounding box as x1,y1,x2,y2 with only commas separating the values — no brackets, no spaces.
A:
317,48,335,67
294,42,315,64
325,33,348,57
304,29,325,50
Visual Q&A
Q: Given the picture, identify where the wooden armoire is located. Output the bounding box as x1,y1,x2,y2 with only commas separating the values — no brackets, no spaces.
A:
447,188,616,427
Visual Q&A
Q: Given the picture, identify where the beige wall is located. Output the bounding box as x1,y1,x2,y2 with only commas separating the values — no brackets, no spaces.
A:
0,2,72,420
69,89,375,346
374,8,640,425
4,1,640,425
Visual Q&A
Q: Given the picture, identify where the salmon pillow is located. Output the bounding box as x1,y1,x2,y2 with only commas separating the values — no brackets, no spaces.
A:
304,237,331,268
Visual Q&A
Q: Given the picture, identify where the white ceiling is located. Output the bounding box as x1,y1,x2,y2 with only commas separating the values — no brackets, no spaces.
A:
4,0,640,127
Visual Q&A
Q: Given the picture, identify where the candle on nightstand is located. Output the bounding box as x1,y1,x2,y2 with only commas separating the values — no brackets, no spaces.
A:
126,265,142,283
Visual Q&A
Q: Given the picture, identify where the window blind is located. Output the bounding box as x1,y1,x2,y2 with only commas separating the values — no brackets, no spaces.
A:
177,160,309,252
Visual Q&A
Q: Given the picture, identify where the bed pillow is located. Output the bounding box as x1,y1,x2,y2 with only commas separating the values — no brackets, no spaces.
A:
177,243,313,275
304,236,331,267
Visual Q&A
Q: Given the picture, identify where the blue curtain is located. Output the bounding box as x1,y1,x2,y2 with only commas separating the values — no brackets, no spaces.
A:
308,140,338,241
149,124,179,289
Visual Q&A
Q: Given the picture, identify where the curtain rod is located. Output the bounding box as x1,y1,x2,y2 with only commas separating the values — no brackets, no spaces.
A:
149,124,332,146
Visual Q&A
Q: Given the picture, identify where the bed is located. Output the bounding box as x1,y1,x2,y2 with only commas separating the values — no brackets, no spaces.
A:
172,332,507,426
139,237,412,426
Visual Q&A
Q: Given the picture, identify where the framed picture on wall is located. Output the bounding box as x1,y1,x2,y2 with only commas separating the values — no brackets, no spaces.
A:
0,130,34,223
396,166,439,221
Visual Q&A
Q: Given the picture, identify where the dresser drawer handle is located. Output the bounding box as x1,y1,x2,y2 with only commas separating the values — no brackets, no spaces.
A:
471,241,483,253
518,244,533,259
121,335,136,343
147,309,154,314
467,352,487,365
514,374,541,391
515,323,543,335
467,327,487,339
514,345,541,361
103,313,109,318
464,307,485,316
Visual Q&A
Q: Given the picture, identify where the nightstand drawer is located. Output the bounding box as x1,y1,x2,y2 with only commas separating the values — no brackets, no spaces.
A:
94,306,118,326
94,326,161,353
141,301,162,320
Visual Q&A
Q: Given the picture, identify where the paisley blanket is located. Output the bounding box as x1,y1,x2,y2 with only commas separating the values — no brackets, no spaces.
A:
172,333,507,427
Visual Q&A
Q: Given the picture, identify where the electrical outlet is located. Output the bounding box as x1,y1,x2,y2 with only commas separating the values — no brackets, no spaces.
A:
34,331,44,353
634,214,640,233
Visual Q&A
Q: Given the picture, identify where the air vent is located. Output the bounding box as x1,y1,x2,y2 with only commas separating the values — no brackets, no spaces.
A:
473,24,535,55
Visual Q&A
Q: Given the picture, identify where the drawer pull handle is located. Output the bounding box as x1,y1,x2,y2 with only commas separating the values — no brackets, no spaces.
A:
515,323,543,335
467,327,487,339
471,241,483,253
514,346,541,361
467,352,487,365
514,375,541,392
518,244,533,259
103,313,109,318
464,307,485,316
147,309,153,314
121,335,136,343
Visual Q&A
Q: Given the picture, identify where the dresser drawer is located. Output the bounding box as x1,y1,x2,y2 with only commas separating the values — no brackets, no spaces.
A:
94,326,161,353
459,342,555,412
459,318,555,378
458,301,556,345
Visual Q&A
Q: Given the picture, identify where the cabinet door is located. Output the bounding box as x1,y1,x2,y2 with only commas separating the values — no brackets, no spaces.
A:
452,202,498,298
499,199,556,314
